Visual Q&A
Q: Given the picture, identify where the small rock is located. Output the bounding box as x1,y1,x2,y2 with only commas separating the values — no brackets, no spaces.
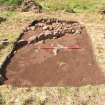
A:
41,18,47,23
13,51,17,54
72,23,79,26
37,23,45,27
60,31,65,36
28,36,37,44
16,40,28,49
26,27,31,31
49,26,53,30
2,39,8,41
21,0,42,13
43,26,49,30
0,39,9,46
74,30,81,35
0,74,4,84
98,8,105,14
44,30,52,36
17,39,28,45
0,17,6,23
71,29,75,34
30,26,35,31
46,19,52,24
53,30,59,36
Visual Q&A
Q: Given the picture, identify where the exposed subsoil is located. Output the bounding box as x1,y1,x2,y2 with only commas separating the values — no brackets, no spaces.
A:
4,18,105,87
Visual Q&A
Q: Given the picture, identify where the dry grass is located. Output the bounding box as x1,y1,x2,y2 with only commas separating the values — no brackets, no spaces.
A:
0,85,105,105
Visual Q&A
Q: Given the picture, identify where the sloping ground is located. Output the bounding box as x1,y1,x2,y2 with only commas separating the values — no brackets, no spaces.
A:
0,12,38,70
86,24,105,72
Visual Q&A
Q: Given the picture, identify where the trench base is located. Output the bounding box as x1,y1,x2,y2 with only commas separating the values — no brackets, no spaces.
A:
4,19,105,87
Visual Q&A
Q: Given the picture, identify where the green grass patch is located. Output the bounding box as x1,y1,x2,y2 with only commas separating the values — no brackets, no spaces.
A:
0,0,105,12
0,0,23,6
0,94,5,105
37,0,105,12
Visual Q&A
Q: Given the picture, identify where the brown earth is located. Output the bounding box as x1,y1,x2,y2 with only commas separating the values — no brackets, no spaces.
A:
3,19,105,87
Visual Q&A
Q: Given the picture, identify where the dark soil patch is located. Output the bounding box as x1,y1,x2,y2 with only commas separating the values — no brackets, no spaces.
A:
21,0,42,13
0,17,6,23
98,8,105,14
3,18,105,87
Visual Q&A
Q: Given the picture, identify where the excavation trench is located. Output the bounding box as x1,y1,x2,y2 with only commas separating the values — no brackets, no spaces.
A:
3,18,105,87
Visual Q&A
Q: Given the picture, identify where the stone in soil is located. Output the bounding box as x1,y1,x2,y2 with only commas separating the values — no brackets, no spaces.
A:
28,36,37,44
0,74,4,85
30,26,36,31
0,17,6,23
16,39,28,49
24,18,83,45
21,0,42,13
98,8,105,14
0,39,9,46
43,26,49,30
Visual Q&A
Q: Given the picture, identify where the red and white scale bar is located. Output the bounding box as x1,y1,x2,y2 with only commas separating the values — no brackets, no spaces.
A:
34,45,81,50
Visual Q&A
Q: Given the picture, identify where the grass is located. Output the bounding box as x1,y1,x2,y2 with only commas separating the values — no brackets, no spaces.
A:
0,0,105,12
36,0,105,12
0,0,23,6
0,94,5,105
0,85,105,105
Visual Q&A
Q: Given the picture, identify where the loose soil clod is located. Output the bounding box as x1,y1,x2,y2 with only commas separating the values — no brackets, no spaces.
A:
3,18,105,87
0,74,4,85
21,0,42,13
98,8,105,14
0,17,6,23
0,39,9,48
16,39,28,49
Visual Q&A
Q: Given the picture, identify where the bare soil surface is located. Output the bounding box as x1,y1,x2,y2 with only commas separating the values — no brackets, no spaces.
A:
4,19,105,87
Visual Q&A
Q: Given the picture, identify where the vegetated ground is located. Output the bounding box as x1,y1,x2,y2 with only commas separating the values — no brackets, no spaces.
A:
0,0,105,104
0,0,105,12
36,0,105,12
